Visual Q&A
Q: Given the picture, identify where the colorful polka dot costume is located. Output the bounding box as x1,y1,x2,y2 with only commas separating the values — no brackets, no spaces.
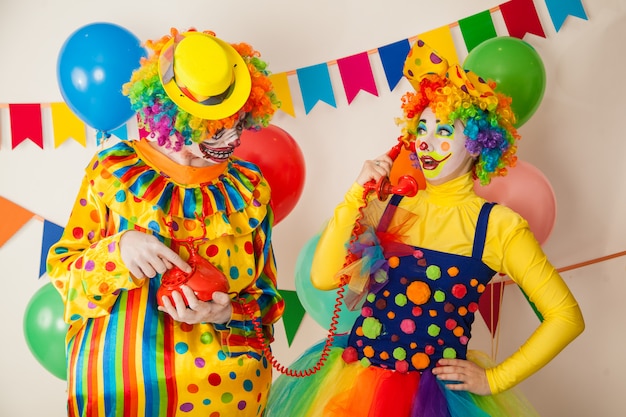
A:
266,173,583,417
345,196,496,373
266,41,582,417
47,140,284,416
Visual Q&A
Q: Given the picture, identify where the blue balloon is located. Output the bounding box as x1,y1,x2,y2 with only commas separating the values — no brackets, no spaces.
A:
57,22,147,133
295,234,360,333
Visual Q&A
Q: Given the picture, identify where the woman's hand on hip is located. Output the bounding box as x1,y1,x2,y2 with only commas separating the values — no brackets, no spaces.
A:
432,358,492,396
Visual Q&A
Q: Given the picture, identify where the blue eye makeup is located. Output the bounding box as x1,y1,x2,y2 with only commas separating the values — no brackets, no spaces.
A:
417,121,427,136
436,123,454,137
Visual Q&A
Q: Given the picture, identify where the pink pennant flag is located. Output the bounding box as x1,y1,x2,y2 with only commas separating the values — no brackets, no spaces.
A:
337,52,379,104
9,104,44,149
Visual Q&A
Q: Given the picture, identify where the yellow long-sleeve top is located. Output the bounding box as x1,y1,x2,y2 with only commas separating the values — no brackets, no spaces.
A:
311,172,584,394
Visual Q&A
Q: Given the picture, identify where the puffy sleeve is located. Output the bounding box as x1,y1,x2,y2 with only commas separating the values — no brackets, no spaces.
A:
484,209,585,394
46,159,144,328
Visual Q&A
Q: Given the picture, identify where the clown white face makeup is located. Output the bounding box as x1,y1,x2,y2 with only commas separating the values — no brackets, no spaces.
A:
415,107,475,185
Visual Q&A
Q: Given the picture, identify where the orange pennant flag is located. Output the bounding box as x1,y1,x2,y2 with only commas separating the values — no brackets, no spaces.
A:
0,196,34,247
269,73,295,118
50,102,87,147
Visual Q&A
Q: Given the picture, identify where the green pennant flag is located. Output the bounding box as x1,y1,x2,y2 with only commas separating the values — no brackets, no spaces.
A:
278,289,306,346
458,10,497,53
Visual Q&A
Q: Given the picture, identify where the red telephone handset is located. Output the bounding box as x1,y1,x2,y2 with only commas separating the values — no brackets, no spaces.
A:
157,242,230,307
363,141,419,201
157,218,230,308
157,240,230,306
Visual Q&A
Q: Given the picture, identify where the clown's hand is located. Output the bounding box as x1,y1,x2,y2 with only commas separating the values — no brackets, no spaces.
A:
431,358,492,396
158,286,232,325
120,230,191,279
356,153,393,186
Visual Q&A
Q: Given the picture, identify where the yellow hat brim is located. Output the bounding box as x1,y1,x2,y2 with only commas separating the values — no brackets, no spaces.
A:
158,32,252,120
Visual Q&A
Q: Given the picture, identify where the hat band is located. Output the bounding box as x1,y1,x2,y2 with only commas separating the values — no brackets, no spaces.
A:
179,81,236,106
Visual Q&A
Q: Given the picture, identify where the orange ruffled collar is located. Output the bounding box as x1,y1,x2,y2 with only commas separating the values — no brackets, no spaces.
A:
89,140,271,239
134,139,227,185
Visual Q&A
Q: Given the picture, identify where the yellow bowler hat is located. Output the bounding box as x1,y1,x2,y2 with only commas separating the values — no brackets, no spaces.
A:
158,31,252,120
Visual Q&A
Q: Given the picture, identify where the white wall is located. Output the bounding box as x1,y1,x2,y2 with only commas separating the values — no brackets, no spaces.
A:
1,1,624,416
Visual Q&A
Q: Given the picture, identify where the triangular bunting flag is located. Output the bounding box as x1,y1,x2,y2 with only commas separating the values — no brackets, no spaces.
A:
50,102,87,147
478,281,504,338
296,63,337,114
500,0,546,39
9,104,44,149
458,10,498,53
418,25,460,66
39,220,65,278
0,196,34,247
278,289,306,346
337,52,379,104
378,39,411,91
97,124,128,144
544,0,588,32
113,124,128,140
0,6,590,130
269,73,295,117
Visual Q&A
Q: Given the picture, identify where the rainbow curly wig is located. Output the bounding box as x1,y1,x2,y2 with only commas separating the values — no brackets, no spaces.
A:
397,74,520,186
122,28,280,151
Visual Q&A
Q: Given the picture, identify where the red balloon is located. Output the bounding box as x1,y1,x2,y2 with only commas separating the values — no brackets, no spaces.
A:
235,125,306,225
474,160,556,245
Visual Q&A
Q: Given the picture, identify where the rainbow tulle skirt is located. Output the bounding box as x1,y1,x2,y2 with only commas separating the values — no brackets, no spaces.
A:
266,335,539,417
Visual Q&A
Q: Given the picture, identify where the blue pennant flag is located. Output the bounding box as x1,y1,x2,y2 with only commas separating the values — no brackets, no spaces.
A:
39,220,65,278
544,0,588,32
296,63,337,114
97,123,128,145
378,39,411,91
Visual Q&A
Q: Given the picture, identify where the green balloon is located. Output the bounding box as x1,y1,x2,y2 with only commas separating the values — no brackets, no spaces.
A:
23,282,69,380
295,233,360,333
463,36,546,128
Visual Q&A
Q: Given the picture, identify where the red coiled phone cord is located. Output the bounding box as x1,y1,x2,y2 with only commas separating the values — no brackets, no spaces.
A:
242,139,416,377
241,194,371,377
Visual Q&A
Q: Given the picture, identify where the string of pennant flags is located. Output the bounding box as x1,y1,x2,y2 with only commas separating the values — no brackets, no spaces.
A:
0,0,588,150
